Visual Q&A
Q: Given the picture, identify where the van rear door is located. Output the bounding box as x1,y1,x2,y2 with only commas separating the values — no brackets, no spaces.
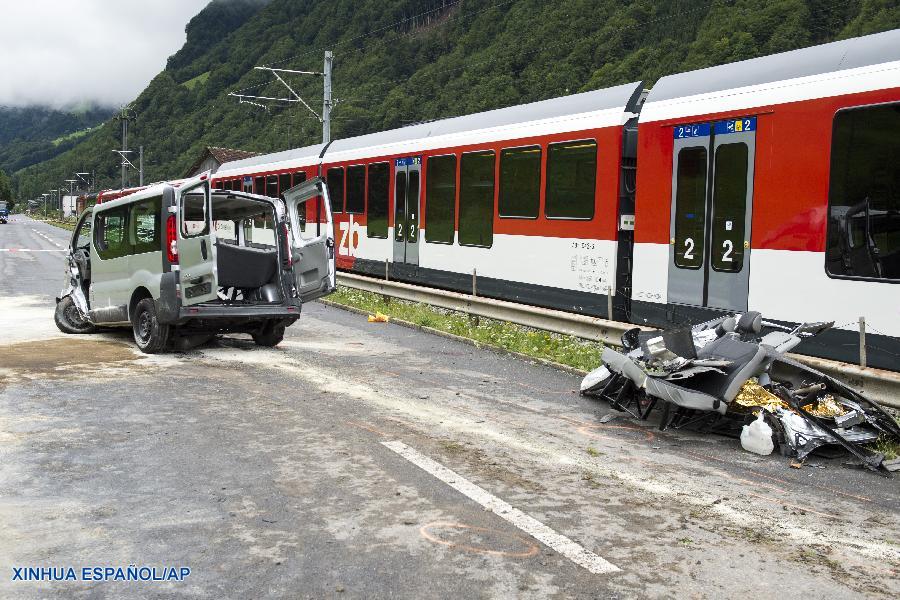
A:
177,175,218,305
283,177,335,303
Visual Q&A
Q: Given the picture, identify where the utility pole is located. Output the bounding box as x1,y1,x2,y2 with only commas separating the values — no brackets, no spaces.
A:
139,145,144,186
229,51,335,145
323,51,333,145
113,107,136,188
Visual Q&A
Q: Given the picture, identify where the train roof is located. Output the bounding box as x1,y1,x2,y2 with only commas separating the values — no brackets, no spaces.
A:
644,28,900,117
218,81,643,174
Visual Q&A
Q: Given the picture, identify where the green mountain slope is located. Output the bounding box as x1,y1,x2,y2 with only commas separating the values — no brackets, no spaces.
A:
13,0,899,200
0,105,114,175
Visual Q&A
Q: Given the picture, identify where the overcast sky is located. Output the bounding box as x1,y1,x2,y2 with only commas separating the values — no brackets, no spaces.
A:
0,0,210,109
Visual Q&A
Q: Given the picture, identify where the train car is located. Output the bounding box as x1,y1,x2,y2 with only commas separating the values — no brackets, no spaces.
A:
631,28,900,370
215,82,644,319
212,29,899,371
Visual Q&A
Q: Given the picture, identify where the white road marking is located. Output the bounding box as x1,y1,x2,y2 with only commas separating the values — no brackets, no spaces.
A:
0,249,66,252
381,440,620,575
31,227,64,248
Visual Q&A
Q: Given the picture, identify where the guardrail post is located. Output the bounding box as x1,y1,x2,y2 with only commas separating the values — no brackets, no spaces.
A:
383,259,390,305
469,268,479,327
607,285,613,320
859,316,867,368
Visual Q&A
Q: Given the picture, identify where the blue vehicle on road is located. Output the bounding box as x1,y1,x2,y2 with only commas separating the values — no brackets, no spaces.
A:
0,201,9,224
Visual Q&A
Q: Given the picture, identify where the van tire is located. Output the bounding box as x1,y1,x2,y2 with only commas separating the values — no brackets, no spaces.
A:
252,321,285,347
132,298,171,353
55,296,95,334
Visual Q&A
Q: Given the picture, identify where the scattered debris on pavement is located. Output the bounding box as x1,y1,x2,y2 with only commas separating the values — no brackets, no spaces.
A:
581,312,900,475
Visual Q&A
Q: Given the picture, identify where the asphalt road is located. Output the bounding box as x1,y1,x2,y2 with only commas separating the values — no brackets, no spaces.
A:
1,214,898,599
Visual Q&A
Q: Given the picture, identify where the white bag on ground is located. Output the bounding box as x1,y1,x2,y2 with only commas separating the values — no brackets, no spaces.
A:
741,412,774,456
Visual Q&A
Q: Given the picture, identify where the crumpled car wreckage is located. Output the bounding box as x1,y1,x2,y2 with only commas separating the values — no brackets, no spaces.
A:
581,312,900,475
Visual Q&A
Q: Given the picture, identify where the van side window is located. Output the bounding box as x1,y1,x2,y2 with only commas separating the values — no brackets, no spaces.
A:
130,196,162,254
826,102,900,281
367,162,389,238
545,140,597,219
327,167,345,213
94,206,130,260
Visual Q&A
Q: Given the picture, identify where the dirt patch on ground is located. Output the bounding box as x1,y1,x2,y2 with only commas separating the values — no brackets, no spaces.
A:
0,338,138,376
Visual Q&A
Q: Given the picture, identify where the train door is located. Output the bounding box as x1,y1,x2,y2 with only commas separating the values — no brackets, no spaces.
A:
667,117,756,312
393,156,422,265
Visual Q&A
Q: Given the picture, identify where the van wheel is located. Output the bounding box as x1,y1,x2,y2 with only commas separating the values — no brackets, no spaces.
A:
252,321,285,347
55,296,95,334
132,298,171,353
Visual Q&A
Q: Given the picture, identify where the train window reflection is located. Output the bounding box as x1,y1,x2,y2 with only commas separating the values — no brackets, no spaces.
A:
278,173,291,196
826,103,900,281
499,146,541,218
546,140,596,219
710,143,748,273
327,167,345,213
673,146,707,269
458,150,495,247
367,162,389,238
425,155,456,244
266,175,279,198
346,165,366,214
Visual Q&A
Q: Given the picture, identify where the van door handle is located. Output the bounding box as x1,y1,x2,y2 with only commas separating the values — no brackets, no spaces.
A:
201,240,208,260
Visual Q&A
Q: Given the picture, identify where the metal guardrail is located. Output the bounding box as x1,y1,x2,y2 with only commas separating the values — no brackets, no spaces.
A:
336,272,900,410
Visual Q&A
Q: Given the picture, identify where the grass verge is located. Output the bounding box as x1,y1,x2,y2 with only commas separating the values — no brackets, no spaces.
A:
30,215,78,231
326,286,603,372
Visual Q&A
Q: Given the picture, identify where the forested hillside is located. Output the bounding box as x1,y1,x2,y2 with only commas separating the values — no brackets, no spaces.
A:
0,105,114,175
13,0,900,200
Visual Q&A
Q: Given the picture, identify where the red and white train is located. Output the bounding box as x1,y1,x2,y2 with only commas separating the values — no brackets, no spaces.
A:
204,30,897,370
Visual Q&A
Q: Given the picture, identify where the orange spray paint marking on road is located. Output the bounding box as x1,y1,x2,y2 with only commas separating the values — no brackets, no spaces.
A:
419,522,539,558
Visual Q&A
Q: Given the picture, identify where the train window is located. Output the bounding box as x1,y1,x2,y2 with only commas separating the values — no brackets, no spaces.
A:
254,176,265,195
545,140,597,219
242,178,252,193
218,180,229,191
294,171,307,185
458,150,495,247
367,162,389,238
710,143,748,272
673,147,708,269
826,103,900,281
425,154,456,244
327,167,345,213
499,145,541,218
346,165,366,214
266,175,279,198
278,173,291,195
